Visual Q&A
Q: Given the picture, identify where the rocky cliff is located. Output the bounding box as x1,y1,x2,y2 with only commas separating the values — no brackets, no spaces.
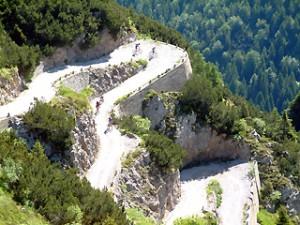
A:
38,28,132,72
142,93,251,167
68,112,98,175
0,68,25,106
114,149,180,221
8,113,98,174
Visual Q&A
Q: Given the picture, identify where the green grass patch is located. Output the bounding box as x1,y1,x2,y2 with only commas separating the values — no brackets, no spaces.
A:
52,85,94,114
257,209,278,225
136,59,148,67
116,115,184,171
174,213,217,225
0,189,49,225
129,59,148,69
0,67,16,80
117,115,151,136
126,208,155,225
122,149,143,168
207,179,223,208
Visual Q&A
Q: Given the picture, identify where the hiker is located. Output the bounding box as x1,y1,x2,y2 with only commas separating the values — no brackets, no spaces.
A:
95,101,100,113
99,96,104,104
149,46,157,60
133,43,141,57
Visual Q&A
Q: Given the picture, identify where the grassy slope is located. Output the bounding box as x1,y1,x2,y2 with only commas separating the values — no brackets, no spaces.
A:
0,189,49,225
257,209,278,225
126,208,155,225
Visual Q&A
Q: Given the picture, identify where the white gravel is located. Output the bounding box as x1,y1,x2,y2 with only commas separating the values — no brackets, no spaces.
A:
0,39,185,190
0,40,185,120
164,161,252,225
86,40,185,189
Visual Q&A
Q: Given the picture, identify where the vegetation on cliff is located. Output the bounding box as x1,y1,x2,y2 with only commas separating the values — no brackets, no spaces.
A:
23,100,75,153
1,0,300,223
117,115,184,171
0,0,186,79
118,0,300,112
0,131,129,225
174,213,217,225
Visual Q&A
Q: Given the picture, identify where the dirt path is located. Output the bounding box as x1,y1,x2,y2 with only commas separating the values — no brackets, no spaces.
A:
0,40,184,120
86,40,185,189
0,39,186,190
164,161,252,225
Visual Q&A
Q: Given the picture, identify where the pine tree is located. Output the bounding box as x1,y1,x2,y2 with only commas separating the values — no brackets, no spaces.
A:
277,111,297,142
289,92,300,131
277,206,293,225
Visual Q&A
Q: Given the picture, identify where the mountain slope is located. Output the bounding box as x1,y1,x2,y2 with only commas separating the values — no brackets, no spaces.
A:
117,0,300,111
0,189,49,225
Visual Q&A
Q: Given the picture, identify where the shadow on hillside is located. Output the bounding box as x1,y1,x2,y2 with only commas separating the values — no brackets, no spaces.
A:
46,55,112,73
180,159,248,182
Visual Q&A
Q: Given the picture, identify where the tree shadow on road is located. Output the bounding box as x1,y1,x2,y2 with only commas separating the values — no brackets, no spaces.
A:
180,159,248,182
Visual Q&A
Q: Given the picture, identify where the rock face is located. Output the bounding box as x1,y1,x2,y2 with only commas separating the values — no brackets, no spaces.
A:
175,113,251,167
281,186,300,216
114,150,180,221
8,112,98,175
142,94,251,167
89,63,141,96
0,68,24,106
57,62,142,95
69,112,98,175
142,95,167,130
39,28,132,71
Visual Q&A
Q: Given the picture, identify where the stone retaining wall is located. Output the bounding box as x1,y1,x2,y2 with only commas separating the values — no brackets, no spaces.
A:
117,56,192,116
61,71,90,92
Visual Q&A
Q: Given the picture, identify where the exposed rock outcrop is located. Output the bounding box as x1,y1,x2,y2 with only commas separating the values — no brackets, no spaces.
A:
69,112,98,175
142,94,251,167
8,112,98,175
281,186,300,216
114,150,180,221
175,113,251,167
89,63,142,96
39,28,133,71
0,68,25,106
57,62,144,95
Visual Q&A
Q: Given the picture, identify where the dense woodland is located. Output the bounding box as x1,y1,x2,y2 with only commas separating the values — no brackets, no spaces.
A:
0,0,186,79
117,0,300,112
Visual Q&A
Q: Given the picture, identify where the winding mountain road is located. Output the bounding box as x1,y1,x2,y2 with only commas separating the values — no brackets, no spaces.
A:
86,40,185,189
164,161,253,225
0,40,186,190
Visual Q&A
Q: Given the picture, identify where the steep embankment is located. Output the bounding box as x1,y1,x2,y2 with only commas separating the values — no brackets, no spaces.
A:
86,40,186,189
164,161,258,225
0,39,186,190
118,92,260,224
0,40,181,120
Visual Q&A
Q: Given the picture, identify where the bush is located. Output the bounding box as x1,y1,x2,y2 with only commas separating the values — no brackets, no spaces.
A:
209,101,240,134
144,132,184,171
126,208,155,225
257,209,278,225
0,132,129,225
52,85,94,114
206,179,223,208
181,74,223,121
117,115,150,136
0,158,22,190
23,100,75,152
174,213,217,225
116,116,184,171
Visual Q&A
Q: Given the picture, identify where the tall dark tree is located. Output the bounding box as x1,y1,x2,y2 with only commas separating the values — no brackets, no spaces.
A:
289,92,300,131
